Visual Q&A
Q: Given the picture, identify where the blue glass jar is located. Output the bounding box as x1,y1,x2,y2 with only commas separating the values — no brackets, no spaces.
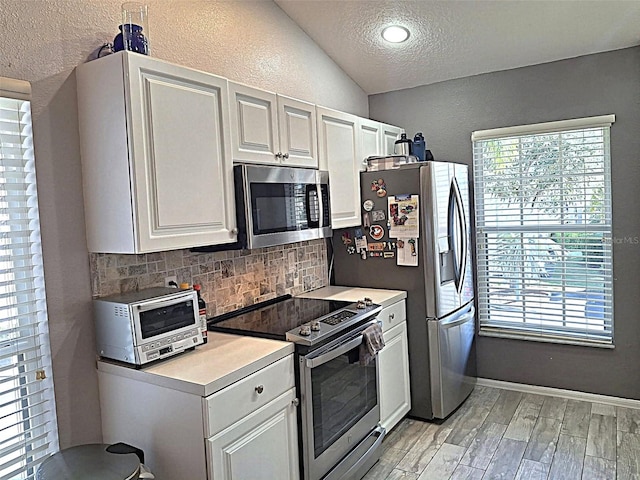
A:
412,132,426,161
113,24,149,55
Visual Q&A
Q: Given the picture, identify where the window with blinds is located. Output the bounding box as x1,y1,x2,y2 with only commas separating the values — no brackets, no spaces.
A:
472,115,614,346
0,78,59,479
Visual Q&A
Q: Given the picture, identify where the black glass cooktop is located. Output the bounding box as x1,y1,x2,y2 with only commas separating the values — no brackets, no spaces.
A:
208,295,353,340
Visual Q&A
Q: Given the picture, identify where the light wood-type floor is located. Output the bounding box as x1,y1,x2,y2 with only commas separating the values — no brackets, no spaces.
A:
363,385,640,480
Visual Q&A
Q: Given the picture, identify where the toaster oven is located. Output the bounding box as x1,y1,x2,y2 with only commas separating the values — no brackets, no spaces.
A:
94,287,203,366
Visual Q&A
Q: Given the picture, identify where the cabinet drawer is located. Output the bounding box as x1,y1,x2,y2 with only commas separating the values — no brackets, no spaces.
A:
380,300,406,332
204,355,295,437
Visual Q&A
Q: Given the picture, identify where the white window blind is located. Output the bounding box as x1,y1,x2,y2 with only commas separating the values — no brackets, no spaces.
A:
0,78,58,480
472,115,614,346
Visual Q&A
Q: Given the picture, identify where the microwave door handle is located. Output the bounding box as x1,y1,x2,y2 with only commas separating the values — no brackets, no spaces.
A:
306,184,319,228
317,183,326,228
305,184,313,226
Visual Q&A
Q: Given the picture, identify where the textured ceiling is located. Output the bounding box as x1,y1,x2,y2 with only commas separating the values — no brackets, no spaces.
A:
275,0,640,95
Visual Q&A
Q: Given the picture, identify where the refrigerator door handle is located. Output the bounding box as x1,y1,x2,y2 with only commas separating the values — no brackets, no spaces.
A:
455,177,468,292
447,183,459,287
448,178,467,293
438,305,475,328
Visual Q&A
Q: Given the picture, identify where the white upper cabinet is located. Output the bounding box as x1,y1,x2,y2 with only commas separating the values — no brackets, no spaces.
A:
317,107,361,229
228,84,279,165
77,51,237,253
380,122,404,155
229,83,318,168
277,95,318,168
318,111,404,229
358,117,383,165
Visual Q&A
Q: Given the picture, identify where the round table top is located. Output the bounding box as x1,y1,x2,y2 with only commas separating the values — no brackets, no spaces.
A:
37,444,140,480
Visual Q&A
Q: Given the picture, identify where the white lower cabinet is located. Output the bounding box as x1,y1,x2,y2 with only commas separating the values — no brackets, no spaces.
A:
203,354,300,480
98,353,298,480
206,388,300,480
378,301,411,432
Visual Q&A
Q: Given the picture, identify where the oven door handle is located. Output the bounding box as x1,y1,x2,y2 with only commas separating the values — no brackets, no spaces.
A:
305,335,364,369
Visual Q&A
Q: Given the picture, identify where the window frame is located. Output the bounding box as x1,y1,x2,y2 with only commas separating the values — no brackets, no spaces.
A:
472,115,615,347
0,76,59,479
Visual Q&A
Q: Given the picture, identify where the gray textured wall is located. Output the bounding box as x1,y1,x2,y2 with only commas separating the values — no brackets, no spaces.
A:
0,0,368,448
370,47,640,399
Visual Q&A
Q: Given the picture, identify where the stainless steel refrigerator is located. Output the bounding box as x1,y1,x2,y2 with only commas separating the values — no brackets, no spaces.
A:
332,161,476,420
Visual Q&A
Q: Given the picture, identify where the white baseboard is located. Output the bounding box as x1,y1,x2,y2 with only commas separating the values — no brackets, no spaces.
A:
477,377,640,410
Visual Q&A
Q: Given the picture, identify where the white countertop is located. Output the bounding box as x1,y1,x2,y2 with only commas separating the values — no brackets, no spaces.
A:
97,332,294,397
297,286,406,308
97,288,405,397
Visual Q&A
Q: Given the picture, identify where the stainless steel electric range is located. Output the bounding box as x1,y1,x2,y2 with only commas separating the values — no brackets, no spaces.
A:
209,295,385,480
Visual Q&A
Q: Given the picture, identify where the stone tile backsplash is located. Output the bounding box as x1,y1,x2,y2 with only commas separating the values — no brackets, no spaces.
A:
89,239,329,317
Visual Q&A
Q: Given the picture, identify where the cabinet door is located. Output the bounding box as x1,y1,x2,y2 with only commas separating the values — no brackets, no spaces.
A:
358,118,381,168
380,123,404,155
277,95,318,168
317,107,361,229
125,53,236,252
207,388,299,480
229,83,280,165
379,321,411,432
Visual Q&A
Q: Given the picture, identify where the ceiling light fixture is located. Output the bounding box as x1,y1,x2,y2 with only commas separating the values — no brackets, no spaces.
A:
382,25,410,43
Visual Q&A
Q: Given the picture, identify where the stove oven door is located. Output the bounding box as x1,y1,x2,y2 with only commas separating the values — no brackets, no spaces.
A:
299,319,385,480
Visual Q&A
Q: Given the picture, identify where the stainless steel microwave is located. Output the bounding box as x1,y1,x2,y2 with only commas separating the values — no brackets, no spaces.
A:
234,164,332,249
94,287,203,366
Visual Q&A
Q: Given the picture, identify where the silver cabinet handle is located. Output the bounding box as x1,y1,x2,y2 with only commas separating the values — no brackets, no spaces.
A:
292,398,300,407
389,313,395,320
231,228,238,235
275,152,283,159
255,385,264,394
282,152,289,160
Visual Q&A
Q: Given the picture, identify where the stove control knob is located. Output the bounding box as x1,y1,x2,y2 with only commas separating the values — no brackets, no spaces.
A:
364,297,373,306
356,300,366,309
299,325,311,336
310,321,321,331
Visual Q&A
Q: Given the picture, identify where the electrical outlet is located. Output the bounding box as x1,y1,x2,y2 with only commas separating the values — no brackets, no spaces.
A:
164,276,178,288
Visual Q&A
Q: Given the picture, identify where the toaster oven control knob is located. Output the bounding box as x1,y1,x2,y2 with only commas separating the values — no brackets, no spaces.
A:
299,324,311,336
310,320,320,331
